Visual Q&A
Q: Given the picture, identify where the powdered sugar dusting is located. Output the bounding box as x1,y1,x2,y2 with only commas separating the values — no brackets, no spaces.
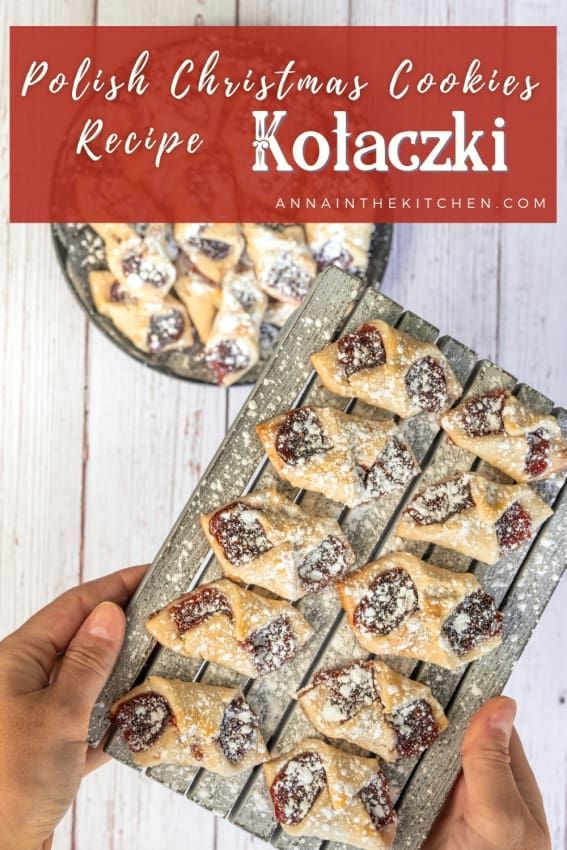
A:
354,568,419,635
404,473,474,526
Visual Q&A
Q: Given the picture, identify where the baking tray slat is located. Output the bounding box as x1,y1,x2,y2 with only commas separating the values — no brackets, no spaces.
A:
96,269,567,850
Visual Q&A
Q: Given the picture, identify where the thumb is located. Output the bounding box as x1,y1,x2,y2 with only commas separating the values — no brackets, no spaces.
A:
53,601,125,724
461,696,524,821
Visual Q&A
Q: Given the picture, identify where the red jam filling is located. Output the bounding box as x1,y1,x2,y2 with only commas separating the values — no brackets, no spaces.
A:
495,501,533,554
353,568,419,635
525,428,551,478
442,589,503,656
404,474,474,526
232,280,259,310
312,661,377,723
297,535,350,592
112,692,173,753
266,254,312,301
241,615,298,676
270,752,327,825
458,389,507,437
337,323,386,378
314,241,353,272
358,772,396,831
390,699,439,757
198,238,231,260
121,250,170,288
169,587,232,635
218,696,259,764
147,309,185,354
209,501,272,566
110,280,128,302
205,340,250,384
275,407,332,465
191,743,205,761
405,356,449,413
360,436,417,498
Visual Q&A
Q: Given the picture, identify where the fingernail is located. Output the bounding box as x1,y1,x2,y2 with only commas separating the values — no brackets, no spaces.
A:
489,697,516,737
84,602,123,642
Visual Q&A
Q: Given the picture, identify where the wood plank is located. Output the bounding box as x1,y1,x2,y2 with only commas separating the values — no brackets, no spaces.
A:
0,225,86,626
497,4,567,848
237,0,349,25
96,0,237,24
352,0,506,25
498,0,567,402
497,6,567,847
2,3,95,850
350,0,505,383
0,0,93,651
74,762,216,850
504,576,567,850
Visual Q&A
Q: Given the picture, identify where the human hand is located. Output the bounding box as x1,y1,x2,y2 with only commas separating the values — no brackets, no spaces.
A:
423,696,551,850
0,566,146,850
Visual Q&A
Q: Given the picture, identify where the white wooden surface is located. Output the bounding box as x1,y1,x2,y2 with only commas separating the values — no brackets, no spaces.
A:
1,1,566,849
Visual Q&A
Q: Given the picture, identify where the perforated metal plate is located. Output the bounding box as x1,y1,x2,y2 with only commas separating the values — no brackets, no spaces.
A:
90,267,567,850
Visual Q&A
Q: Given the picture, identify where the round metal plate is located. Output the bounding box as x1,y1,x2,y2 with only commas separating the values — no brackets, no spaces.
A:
53,223,393,385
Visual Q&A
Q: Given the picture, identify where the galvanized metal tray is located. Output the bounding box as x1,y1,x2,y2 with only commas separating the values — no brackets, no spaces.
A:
52,223,393,385
90,267,567,850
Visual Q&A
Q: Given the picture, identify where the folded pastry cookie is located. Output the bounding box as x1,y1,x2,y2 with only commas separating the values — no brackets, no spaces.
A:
338,552,503,669
297,659,447,761
396,471,553,564
264,298,296,328
89,222,138,244
243,223,316,305
110,676,268,775
146,579,314,678
311,320,462,418
305,222,373,277
200,488,356,600
174,269,221,343
256,406,419,507
88,271,194,354
203,269,267,385
174,223,244,283
89,268,134,315
264,737,397,850
441,388,567,483
104,229,177,304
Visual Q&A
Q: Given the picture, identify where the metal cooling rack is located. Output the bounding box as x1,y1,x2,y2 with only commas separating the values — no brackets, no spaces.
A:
90,267,567,850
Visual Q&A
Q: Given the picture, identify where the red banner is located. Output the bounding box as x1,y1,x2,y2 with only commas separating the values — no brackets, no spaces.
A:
10,26,556,223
